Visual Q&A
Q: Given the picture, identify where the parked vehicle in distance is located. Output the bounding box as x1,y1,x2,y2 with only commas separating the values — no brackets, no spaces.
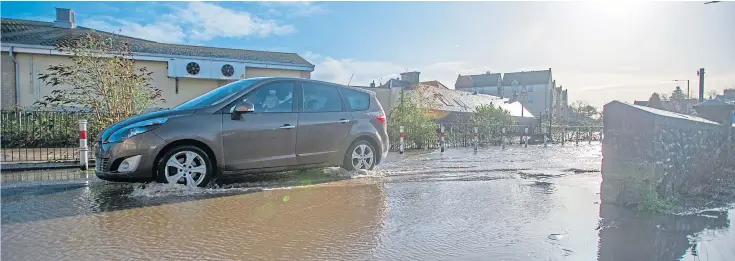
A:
95,77,389,187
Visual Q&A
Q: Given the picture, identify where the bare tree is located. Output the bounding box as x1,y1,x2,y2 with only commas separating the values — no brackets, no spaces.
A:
707,90,720,99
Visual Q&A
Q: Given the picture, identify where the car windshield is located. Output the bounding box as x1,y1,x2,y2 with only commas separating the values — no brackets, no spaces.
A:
174,78,260,110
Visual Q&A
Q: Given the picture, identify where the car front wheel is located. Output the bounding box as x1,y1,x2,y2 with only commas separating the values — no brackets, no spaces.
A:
343,140,376,171
156,145,213,187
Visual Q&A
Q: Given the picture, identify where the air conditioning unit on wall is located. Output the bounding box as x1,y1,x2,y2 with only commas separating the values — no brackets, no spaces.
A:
167,59,246,80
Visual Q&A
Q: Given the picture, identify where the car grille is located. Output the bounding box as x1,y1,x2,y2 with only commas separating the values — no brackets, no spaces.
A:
96,157,109,172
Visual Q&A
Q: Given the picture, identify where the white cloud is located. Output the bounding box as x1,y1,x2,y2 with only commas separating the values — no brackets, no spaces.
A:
259,2,327,17
83,17,185,43
177,2,294,41
305,52,492,88
311,56,404,86
80,2,294,44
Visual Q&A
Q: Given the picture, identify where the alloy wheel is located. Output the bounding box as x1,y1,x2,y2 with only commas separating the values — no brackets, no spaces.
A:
351,144,374,170
164,150,208,187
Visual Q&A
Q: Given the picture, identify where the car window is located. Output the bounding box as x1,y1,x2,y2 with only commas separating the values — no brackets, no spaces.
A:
175,78,260,110
341,88,370,111
302,83,343,112
236,81,294,113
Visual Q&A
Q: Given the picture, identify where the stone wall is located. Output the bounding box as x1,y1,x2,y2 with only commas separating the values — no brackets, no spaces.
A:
602,101,734,206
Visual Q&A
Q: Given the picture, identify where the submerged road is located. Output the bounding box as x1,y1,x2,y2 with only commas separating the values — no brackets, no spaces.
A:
2,143,734,261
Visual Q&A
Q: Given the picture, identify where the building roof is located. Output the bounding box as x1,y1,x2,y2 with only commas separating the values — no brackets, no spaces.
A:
380,78,413,88
404,83,533,117
420,80,449,89
1,18,313,67
621,101,720,125
455,72,502,89
502,69,551,86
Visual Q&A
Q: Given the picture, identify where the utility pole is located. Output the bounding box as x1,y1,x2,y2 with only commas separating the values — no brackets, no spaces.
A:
698,68,705,103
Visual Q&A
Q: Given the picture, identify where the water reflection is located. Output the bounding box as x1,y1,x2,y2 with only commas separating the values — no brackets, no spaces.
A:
2,180,387,261
1,168,352,225
599,157,733,261
597,203,730,261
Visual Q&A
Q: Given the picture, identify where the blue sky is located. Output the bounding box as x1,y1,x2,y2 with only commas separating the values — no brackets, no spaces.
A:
2,1,734,106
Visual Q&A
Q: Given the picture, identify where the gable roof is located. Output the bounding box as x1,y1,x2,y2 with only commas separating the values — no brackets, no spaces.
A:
1,18,313,67
455,72,502,89
502,69,551,86
380,78,412,88
404,83,533,117
420,80,449,89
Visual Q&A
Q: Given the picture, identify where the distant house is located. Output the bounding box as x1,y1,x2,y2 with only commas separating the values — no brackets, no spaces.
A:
501,69,553,118
455,72,503,96
455,69,562,122
404,83,534,124
355,70,534,124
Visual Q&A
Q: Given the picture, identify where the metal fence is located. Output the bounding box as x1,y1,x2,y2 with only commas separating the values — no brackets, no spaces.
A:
389,122,603,151
1,110,103,163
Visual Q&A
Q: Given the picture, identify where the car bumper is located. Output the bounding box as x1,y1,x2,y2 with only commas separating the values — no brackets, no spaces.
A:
95,132,166,181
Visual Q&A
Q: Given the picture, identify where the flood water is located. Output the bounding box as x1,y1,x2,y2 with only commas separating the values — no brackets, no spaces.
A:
2,143,734,261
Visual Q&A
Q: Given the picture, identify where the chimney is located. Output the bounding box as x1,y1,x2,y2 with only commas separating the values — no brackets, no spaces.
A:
400,71,420,84
370,80,375,88
54,8,76,29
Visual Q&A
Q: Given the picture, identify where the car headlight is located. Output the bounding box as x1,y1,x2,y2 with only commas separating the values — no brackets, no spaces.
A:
107,117,168,143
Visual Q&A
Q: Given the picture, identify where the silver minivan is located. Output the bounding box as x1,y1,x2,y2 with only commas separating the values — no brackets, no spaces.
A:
95,77,389,187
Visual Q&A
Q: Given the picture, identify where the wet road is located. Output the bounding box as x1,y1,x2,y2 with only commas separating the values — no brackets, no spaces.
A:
2,143,734,261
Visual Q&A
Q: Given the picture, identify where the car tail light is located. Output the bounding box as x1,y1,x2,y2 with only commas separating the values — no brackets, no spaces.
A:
376,115,386,125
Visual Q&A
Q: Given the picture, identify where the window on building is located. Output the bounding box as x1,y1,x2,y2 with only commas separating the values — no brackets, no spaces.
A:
527,95,535,104
528,85,534,92
434,93,453,106
302,83,344,112
341,88,370,111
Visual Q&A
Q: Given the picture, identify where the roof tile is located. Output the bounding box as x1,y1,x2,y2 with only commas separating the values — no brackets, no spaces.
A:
1,18,313,67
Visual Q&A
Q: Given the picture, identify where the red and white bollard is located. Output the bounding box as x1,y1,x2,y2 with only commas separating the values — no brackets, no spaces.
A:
399,126,405,154
440,124,445,152
473,127,479,151
524,127,529,148
79,119,89,170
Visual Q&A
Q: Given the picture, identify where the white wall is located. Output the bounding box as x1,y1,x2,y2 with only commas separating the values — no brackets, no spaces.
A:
10,53,309,109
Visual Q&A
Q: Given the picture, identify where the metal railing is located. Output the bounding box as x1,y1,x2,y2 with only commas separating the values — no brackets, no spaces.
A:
389,122,603,151
1,110,107,163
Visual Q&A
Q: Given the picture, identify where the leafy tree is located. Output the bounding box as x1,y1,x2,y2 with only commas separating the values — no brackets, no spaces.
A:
36,32,165,130
472,104,511,126
471,104,512,144
648,93,664,109
388,95,438,149
671,86,685,101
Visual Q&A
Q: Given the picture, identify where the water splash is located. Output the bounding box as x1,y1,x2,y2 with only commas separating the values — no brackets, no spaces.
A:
128,182,262,198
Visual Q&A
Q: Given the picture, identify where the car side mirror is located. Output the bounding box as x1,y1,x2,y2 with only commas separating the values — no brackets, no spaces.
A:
231,102,255,120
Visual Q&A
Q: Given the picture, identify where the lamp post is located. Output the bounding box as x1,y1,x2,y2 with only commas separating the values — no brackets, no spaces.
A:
673,80,690,99
674,79,691,113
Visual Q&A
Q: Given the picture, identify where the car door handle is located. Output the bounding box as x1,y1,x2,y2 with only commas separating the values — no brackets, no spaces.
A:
280,124,296,129
337,119,350,124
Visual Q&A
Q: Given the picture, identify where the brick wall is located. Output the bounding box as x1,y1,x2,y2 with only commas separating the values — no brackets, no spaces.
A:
1,52,17,109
